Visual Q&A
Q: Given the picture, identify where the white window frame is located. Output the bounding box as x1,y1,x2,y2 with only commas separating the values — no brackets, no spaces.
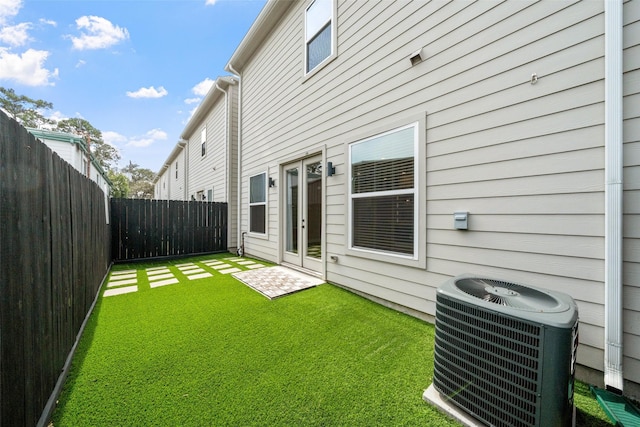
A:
201,126,207,157
347,122,420,262
249,171,268,236
304,0,336,77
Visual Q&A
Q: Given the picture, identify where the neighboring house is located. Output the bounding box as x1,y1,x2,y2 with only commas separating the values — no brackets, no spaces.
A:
27,127,112,195
223,0,640,398
153,76,239,250
27,127,113,222
153,140,187,201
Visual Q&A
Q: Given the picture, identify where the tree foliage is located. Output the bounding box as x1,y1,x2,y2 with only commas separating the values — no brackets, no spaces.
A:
0,87,54,128
108,170,130,198
55,118,120,170
122,161,155,199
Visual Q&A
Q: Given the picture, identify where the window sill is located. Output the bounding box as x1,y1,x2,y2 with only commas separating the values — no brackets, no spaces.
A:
302,52,337,83
345,246,425,269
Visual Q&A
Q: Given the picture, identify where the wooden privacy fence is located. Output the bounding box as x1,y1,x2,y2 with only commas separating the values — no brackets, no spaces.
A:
0,112,111,426
110,198,227,262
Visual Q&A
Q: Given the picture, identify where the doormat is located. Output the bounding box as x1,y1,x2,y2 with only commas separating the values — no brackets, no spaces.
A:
232,266,325,299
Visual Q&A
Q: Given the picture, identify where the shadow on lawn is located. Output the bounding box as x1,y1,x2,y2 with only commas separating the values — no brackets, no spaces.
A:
51,284,104,421
575,408,611,427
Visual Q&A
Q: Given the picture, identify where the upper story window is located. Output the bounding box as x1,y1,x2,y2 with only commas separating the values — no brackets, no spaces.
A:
305,0,334,74
201,127,207,157
249,172,267,234
348,123,418,258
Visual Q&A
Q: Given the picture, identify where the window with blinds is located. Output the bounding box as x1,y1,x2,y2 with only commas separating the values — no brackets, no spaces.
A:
305,0,333,73
349,123,417,256
249,172,267,234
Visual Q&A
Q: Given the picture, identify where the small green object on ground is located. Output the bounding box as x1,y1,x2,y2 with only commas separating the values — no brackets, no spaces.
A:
590,385,640,426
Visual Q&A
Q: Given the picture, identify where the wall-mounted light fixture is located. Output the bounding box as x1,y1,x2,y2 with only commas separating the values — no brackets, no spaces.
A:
327,161,336,177
409,48,425,66
269,177,276,188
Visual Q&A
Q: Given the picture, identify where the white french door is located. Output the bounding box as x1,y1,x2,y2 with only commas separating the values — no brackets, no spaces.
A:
282,155,323,273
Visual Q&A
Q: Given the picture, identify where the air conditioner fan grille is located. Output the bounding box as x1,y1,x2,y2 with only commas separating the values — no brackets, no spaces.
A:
454,278,567,312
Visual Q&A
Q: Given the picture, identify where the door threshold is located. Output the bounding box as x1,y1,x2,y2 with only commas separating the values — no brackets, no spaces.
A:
280,262,323,279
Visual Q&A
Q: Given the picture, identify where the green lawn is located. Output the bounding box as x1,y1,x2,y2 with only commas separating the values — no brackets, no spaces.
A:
51,253,612,426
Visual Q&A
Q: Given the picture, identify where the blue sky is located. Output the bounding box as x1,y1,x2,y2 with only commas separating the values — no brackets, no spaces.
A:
0,0,267,172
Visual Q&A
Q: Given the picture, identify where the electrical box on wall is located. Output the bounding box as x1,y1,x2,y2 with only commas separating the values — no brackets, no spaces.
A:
454,211,468,230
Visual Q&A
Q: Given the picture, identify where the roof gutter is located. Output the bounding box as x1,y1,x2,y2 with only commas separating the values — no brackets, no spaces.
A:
604,0,624,393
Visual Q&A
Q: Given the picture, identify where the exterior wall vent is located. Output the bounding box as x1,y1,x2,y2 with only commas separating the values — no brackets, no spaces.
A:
409,48,425,66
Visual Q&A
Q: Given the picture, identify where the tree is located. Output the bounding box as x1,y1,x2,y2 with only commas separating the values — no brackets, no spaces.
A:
56,118,120,171
0,86,54,128
122,161,155,199
108,170,130,198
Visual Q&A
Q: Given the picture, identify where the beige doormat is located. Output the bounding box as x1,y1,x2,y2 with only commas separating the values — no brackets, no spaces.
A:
232,266,325,299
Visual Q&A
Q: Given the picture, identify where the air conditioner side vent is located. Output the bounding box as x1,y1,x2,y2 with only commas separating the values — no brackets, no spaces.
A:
434,296,543,427
432,274,578,427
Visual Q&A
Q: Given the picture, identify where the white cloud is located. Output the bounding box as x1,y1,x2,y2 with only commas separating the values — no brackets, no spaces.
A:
126,128,167,148
39,18,56,27
126,85,168,99
146,128,167,140
192,78,214,96
0,22,31,46
0,0,22,25
205,0,218,5
75,59,86,68
70,16,129,50
103,130,127,146
184,97,201,105
0,47,58,86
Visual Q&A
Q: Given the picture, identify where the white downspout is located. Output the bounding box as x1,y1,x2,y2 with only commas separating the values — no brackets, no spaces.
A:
183,139,189,201
227,64,243,251
215,81,229,202
604,0,624,393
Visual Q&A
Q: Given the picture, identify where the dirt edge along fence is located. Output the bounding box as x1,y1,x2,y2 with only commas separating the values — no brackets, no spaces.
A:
110,198,227,262
0,112,111,427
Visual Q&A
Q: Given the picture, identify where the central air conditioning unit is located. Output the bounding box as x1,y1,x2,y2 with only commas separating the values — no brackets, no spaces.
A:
431,274,579,427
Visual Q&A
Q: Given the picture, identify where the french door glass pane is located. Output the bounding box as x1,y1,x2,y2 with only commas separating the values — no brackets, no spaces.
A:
286,168,298,253
306,161,322,259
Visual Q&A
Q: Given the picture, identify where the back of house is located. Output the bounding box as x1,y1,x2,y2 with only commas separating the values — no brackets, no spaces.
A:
224,0,639,398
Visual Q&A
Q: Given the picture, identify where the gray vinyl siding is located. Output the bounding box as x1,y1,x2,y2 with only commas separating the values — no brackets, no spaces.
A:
184,83,238,249
235,0,637,384
170,150,186,201
187,96,226,201
623,0,640,384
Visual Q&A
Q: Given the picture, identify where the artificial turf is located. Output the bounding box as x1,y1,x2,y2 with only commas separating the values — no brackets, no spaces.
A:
51,253,612,426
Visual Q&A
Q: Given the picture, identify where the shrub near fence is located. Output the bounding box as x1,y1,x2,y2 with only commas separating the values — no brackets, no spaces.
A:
0,112,111,426
110,198,227,262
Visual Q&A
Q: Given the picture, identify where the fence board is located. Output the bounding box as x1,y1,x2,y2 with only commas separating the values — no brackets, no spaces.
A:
0,111,110,427
110,198,227,262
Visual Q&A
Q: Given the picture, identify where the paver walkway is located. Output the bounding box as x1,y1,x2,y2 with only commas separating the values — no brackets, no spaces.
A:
103,257,265,297
103,257,325,299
